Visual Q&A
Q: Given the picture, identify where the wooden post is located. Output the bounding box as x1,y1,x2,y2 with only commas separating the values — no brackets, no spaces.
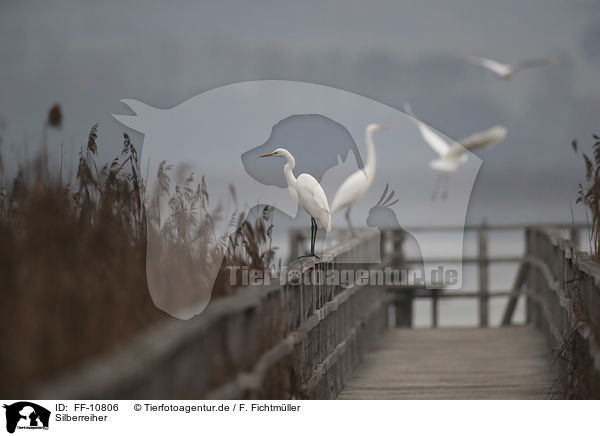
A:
478,220,489,327
501,262,530,326
431,289,439,328
392,228,404,267
570,226,580,250
524,228,533,324
391,229,413,328
379,228,387,260
289,229,299,260
395,291,413,327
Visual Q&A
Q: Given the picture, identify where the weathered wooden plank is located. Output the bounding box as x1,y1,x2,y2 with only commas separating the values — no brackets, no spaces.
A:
403,256,523,264
478,221,489,327
501,262,530,326
338,326,557,399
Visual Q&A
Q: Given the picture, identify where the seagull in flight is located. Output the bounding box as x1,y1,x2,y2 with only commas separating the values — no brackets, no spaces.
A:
404,103,507,199
465,55,556,79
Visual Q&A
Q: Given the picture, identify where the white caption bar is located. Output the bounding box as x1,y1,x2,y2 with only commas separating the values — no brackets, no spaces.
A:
0,400,596,436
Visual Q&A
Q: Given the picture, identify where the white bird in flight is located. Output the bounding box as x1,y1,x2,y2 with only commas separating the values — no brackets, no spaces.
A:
330,124,389,236
259,148,331,258
404,104,507,199
465,55,556,79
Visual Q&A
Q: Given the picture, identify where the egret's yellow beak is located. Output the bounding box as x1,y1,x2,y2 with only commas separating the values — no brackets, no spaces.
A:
379,125,390,131
259,152,275,158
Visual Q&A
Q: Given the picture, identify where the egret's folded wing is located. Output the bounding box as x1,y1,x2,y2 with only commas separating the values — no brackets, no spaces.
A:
308,176,331,231
330,170,366,213
296,174,330,215
312,181,331,215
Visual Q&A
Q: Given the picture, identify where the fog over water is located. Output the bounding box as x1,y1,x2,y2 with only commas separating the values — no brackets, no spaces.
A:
1,0,598,325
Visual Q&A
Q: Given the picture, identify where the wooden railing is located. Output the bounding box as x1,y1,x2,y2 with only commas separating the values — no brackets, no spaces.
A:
502,226,600,398
34,228,389,400
291,222,586,328
405,222,585,328
32,222,595,399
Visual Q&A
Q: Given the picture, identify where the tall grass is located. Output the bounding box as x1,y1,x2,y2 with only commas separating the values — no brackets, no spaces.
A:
572,134,600,259
0,105,275,396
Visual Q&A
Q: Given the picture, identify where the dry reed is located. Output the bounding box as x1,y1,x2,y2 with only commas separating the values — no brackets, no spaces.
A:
0,105,276,396
572,134,600,259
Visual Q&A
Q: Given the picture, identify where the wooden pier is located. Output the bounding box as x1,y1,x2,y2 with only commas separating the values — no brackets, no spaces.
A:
338,326,555,399
34,222,600,400
289,222,597,399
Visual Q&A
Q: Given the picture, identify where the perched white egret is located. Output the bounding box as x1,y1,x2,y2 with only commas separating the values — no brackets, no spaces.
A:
330,124,389,235
465,55,556,79
404,104,507,199
259,148,331,258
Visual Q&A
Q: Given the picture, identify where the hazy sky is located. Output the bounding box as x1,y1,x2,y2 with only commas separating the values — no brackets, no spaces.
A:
1,0,599,224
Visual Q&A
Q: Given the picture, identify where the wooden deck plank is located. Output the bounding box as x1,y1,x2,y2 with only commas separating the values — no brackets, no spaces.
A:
338,326,558,399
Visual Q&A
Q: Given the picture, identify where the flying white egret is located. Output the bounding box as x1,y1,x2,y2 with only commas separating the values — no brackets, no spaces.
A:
330,124,389,235
259,148,331,258
404,104,507,199
465,55,556,79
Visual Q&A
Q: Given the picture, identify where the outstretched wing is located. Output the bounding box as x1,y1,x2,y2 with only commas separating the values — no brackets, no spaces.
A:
457,126,507,151
465,56,508,75
446,125,507,159
404,103,451,156
511,57,556,73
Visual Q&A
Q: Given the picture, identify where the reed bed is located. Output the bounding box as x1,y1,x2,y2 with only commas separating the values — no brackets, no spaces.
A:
572,134,600,260
551,135,600,398
0,106,275,396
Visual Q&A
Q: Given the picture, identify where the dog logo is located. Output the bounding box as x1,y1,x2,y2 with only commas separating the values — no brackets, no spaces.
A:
113,80,481,318
3,402,50,434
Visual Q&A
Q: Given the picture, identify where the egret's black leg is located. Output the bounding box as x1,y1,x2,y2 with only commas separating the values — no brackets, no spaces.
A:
431,173,442,201
345,206,356,237
297,218,320,259
311,217,320,258
441,174,449,200
310,217,316,255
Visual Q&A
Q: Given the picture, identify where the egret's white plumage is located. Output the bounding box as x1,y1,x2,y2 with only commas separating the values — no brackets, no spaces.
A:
295,173,331,232
259,148,330,257
465,55,556,79
404,104,507,199
404,104,506,173
330,124,389,234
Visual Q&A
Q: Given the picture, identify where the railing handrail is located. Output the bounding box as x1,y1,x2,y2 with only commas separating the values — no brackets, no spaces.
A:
380,222,585,328
513,226,600,396
291,221,587,329
403,222,587,232
34,227,386,400
290,222,587,234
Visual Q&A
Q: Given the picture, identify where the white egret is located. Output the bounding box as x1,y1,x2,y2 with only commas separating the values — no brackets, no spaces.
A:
330,124,389,235
404,104,507,199
465,55,556,79
259,148,331,258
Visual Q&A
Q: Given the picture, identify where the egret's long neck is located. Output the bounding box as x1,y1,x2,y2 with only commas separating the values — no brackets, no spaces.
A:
283,156,297,188
364,129,376,182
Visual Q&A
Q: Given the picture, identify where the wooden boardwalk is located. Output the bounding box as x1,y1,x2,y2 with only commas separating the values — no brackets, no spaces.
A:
338,326,557,399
